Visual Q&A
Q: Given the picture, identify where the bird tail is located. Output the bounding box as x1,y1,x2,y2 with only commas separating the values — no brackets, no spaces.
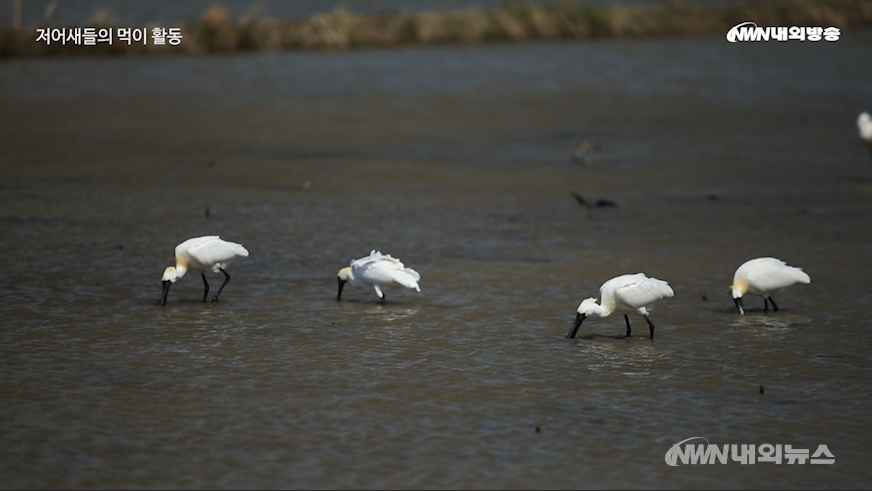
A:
232,243,250,257
213,236,249,257
393,268,421,292
405,268,421,283
650,277,674,298
791,268,811,284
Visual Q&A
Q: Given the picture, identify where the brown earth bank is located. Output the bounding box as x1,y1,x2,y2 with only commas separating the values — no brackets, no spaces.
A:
2,0,872,59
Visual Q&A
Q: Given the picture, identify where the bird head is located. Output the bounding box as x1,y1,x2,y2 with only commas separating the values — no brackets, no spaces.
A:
566,298,598,339
337,267,353,282
576,297,600,316
160,267,182,306
337,267,353,301
162,267,180,283
728,284,746,315
729,277,748,299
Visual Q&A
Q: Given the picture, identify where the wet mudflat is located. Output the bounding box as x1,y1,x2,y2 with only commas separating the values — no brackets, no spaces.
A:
1,32,872,488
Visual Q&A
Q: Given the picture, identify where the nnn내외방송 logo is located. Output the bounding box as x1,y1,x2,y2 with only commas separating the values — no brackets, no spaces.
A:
726,22,840,42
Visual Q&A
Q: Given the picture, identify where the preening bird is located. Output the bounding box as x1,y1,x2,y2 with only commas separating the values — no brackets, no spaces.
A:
729,257,810,315
161,235,249,306
566,273,674,340
337,250,421,304
858,112,872,163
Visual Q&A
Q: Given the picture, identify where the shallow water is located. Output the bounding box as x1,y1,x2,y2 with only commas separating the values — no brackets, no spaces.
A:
2,32,872,489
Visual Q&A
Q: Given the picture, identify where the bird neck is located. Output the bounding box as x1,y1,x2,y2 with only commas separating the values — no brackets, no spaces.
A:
581,300,612,318
591,302,613,317
731,278,748,298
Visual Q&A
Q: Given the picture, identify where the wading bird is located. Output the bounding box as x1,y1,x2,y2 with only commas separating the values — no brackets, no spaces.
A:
858,112,872,163
337,250,420,304
161,235,249,306
567,273,674,340
729,257,810,315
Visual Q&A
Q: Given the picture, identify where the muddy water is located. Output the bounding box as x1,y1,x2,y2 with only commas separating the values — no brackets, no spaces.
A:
2,32,872,489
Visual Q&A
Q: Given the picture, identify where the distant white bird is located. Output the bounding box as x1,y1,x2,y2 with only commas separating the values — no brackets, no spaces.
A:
566,273,674,339
858,112,872,162
729,257,810,315
161,235,249,306
337,250,421,304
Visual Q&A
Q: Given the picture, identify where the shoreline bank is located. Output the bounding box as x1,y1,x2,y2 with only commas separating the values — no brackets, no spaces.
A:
2,0,871,59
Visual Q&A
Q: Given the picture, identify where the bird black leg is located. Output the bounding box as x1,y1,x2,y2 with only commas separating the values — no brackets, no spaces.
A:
768,296,779,312
380,293,386,305
764,297,769,312
202,274,210,303
644,316,656,340
624,315,632,338
212,268,230,304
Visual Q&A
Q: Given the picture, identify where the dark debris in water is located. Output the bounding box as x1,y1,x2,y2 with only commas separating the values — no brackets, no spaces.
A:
571,191,617,216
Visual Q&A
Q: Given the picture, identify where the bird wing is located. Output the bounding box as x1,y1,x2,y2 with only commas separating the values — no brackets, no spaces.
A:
350,250,382,269
351,251,404,271
186,236,249,270
352,251,420,290
391,267,421,291
175,235,220,258
611,273,674,310
353,259,399,285
742,258,810,292
403,267,421,283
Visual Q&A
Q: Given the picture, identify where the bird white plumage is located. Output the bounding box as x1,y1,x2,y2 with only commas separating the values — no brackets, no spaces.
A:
729,257,810,315
567,273,674,339
161,235,249,306
336,250,421,304
859,112,872,165
859,112,872,144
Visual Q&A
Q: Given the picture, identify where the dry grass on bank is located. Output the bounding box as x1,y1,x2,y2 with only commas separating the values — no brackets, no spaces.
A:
2,0,871,59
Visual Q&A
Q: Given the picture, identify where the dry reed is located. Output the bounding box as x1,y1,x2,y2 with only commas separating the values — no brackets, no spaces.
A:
2,0,872,59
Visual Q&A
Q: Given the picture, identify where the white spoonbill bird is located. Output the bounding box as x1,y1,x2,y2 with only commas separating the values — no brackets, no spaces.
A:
729,257,810,315
337,250,421,304
161,235,249,306
566,273,674,340
858,112,872,162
